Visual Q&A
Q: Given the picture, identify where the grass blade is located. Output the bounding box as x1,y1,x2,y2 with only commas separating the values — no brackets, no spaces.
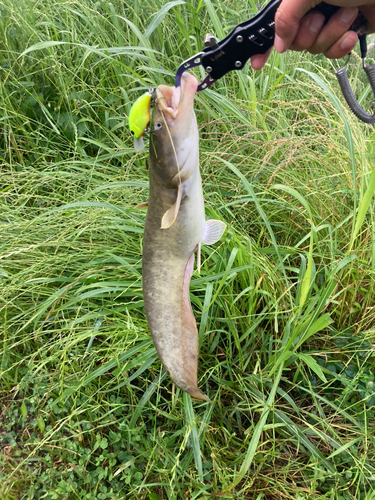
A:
349,167,375,251
183,392,203,481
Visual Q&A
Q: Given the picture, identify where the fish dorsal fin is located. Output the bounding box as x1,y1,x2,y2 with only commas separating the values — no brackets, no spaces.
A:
202,219,226,245
161,186,182,229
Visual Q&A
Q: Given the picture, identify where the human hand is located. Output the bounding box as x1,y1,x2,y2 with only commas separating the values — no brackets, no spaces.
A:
250,0,375,70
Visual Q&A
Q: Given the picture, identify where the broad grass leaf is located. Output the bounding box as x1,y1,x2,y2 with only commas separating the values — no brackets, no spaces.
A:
271,184,313,219
198,282,213,342
21,401,27,420
209,247,238,306
145,1,185,38
19,40,67,56
39,102,61,134
93,181,149,192
43,201,130,216
296,313,333,348
232,364,284,489
327,255,357,279
109,354,157,390
129,371,168,429
299,251,314,309
203,0,226,38
191,265,253,287
269,350,294,377
38,416,46,434
271,184,315,308
20,40,155,58
200,90,252,125
327,438,361,460
274,411,336,473
149,494,164,500
83,342,153,384
215,157,290,301
297,353,327,383
183,392,203,481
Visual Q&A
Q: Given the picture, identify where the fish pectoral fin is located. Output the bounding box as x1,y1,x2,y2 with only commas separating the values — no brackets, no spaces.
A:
134,202,148,209
161,186,182,229
202,219,226,245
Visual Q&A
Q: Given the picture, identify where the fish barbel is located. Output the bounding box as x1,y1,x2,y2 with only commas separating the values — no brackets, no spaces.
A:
142,73,226,402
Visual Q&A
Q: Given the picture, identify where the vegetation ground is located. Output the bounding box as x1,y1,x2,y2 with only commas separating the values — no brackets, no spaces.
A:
0,0,374,498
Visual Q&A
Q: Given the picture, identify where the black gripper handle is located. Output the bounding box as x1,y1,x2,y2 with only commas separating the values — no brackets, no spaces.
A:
201,1,341,81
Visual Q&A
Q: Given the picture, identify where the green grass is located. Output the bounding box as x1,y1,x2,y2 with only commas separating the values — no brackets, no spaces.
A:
1,0,375,498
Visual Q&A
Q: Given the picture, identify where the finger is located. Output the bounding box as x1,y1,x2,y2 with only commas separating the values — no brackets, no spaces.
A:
291,12,325,51
305,7,358,55
250,49,272,70
323,31,358,58
274,0,318,52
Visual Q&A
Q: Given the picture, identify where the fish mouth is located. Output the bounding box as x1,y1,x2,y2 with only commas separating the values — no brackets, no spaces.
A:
155,72,198,120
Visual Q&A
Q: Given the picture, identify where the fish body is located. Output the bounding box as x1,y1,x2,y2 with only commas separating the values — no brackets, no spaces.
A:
142,73,226,402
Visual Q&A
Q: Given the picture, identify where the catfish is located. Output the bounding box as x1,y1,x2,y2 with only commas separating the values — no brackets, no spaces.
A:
142,73,226,402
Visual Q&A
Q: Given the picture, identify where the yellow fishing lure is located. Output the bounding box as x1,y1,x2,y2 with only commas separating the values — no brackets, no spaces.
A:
129,90,152,151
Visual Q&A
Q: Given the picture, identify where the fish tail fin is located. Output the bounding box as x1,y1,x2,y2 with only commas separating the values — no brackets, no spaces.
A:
186,386,212,403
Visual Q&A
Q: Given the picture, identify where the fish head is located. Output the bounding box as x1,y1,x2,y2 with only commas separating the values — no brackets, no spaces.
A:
149,73,198,187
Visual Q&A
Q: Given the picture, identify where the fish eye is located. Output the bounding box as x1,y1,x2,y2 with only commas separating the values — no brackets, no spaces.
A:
155,122,162,130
